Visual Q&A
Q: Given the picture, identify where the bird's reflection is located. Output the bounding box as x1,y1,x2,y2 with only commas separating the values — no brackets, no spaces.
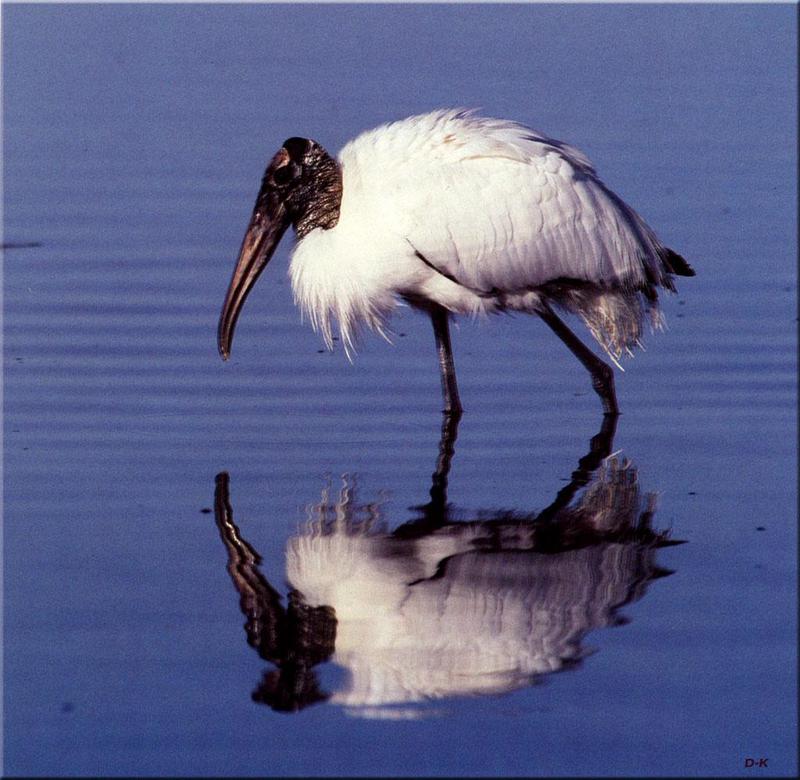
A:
213,414,682,718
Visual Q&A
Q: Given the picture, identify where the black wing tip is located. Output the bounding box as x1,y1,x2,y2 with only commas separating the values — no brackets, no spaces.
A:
663,248,696,277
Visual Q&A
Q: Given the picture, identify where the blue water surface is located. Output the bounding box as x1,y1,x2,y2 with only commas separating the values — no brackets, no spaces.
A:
3,3,797,777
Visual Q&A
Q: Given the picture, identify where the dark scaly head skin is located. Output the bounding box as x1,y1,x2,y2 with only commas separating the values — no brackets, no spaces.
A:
218,137,342,360
280,137,342,238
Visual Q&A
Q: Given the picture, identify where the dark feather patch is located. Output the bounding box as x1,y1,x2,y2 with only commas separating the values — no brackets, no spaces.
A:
662,248,695,277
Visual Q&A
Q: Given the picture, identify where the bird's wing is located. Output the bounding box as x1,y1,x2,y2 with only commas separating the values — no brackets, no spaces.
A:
342,110,667,296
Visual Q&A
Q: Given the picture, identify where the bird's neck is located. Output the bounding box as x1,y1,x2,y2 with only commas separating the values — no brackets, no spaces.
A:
292,148,343,239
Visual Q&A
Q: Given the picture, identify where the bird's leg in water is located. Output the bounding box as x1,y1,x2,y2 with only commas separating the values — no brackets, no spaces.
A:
430,306,463,415
537,303,619,415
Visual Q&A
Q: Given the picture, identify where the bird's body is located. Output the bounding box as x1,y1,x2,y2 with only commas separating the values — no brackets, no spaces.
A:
219,110,694,414
292,110,679,357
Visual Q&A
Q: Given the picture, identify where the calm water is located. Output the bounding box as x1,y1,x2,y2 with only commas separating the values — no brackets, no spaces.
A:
2,3,797,777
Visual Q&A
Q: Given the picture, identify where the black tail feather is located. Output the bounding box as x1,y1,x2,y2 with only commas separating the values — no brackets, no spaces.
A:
662,248,695,277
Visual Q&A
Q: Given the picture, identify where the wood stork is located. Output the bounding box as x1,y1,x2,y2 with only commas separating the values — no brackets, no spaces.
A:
218,109,694,415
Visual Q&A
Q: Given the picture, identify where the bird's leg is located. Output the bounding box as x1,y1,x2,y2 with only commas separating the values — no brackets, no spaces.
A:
537,303,619,415
430,306,463,415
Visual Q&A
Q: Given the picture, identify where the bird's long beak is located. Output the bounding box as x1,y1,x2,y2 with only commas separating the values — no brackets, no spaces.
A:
218,190,291,360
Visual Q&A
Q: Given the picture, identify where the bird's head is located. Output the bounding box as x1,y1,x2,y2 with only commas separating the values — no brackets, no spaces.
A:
218,137,342,360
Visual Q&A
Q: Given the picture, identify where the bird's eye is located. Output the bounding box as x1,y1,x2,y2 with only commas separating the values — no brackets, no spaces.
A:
272,164,297,186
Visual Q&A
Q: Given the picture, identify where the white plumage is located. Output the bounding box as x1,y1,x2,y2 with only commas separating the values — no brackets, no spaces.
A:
290,109,672,359
219,109,693,414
